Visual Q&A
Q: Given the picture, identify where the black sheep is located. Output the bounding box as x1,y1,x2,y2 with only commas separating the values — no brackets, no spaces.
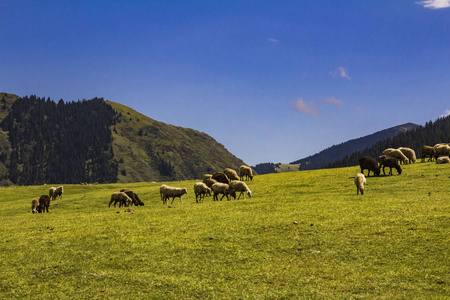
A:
38,195,51,213
358,156,380,176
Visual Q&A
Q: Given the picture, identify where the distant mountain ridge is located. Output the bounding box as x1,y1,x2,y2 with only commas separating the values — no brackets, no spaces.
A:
0,93,245,186
253,123,419,174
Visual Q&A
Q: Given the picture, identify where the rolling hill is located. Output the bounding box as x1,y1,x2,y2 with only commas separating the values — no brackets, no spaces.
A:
0,93,245,185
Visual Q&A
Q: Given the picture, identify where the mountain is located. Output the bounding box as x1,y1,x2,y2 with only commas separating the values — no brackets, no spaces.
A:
253,123,419,175
0,93,245,186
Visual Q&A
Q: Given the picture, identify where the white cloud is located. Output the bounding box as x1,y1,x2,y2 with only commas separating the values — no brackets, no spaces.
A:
268,38,279,43
329,66,351,80
440,109,450,118
325,97,343,106
293,98,320,116
417,0,450,9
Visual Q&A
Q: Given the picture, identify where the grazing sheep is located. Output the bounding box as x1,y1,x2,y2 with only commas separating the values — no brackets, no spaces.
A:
38,195,51,213
211,182,236,201
421,145,436,162
239,165,254,181
31,197,40,214
108,192,133,208
202,174,213,183
354,173,366,195
229,180,252,199
120,189,144,206
52,186,64,200
194,182,212,203
358,156,380,177
212,172,229,184
398,147,416,164
385,149,409,164
436,156,450,164
379,155,402,175
224,168,239,181
49,187,56,199
161,185,188,205
434,144,450,159
204,178,218,189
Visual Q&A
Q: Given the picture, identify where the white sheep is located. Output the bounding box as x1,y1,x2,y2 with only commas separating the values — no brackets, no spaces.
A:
384,149,409,164
229,180,252,199
211,182,236,201
398,147,416,163
239,165,254,181
31,197,40,214
382,148,396,156
49,187,56,199
161,185,188,205
434,144,450,158
354,173,366,195
436,156,450,164
224,168,239,181
194,182,211,203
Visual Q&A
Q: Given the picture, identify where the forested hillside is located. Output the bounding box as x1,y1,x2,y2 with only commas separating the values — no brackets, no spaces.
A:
329,116,450,168
0,95,117,185
0,93,245,185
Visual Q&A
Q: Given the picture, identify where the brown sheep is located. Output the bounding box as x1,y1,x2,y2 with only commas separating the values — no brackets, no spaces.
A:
204,178,218,189
379,155,402,175
38,195,51,213
49,187,56,200
212,172,229,184
51,186,64,200
223,168,239,181
109,192,133,208
202,174,213,183
120,189,144,206
421,145,436,162
239,165,254,181
359,156,380,176
31,197,40,214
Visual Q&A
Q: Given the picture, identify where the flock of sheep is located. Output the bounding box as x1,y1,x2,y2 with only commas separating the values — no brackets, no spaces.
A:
159,165,254,205
354,143,450,195
31,186,64,213
30,165,255,213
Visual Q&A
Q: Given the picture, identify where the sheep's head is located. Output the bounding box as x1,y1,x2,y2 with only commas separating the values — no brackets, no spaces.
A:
206,188,212,196
182,188,188,195
247,190,252,198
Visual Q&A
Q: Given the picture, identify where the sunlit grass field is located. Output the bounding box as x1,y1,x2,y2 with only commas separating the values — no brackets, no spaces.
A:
0,162,448,299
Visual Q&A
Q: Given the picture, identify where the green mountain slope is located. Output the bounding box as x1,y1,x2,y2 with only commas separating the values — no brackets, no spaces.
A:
0,94,245,185
108,101,245,182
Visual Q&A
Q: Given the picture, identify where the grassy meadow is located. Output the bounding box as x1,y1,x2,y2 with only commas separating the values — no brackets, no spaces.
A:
0,162,449,299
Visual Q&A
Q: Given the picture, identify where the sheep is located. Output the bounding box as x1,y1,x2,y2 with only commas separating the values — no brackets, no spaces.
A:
398,147,416,164
436,156,450,164
434,144,450,159
385,149,409,164
161,185,188,205
120,189,144,206
354,173,366,195
358,156,380,177
51,186,64,200
223,168,239,181
229,180,252,200
212,172,229,184
382,148,396,156
211,182,236,201
31,197,40,214
202,174,213,183
421,145,436,162
38,195,51,213
108,192,133,208
49,187,56,199
204,178,218,189
194,182,212,203
239,165,254,181
379,155,402,175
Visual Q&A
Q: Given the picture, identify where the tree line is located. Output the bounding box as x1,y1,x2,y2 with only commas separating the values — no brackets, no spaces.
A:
0,95,118,185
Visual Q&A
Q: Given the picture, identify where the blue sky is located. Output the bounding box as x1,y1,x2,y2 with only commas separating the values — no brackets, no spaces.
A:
1,0,449,166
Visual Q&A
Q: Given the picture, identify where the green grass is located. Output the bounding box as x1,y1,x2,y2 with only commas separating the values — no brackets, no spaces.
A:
0,162,449,299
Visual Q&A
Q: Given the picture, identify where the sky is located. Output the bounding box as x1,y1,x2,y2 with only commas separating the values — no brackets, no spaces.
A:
1,0,449,166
